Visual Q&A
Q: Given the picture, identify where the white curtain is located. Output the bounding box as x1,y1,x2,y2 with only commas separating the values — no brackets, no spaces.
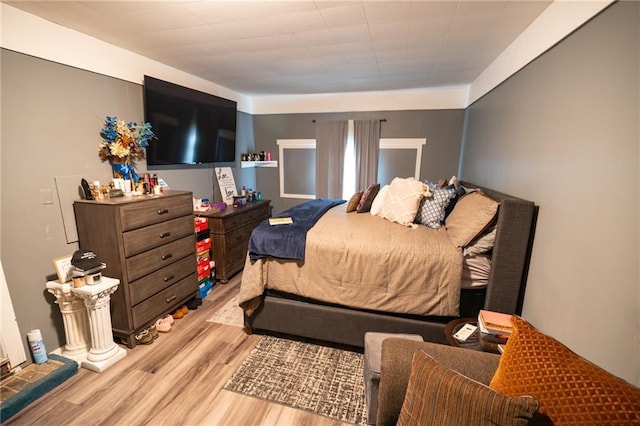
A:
315,120,348,198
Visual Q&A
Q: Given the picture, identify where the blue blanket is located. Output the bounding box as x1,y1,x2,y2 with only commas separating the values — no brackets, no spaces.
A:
248,198,346,261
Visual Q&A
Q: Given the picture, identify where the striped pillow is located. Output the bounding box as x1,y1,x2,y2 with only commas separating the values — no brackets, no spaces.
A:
398,350,538,426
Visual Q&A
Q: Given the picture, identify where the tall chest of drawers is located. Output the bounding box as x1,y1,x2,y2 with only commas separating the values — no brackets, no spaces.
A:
198,200,270,282
74,190,198,348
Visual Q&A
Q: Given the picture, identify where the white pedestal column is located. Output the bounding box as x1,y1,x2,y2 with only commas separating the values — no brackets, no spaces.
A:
45,281,90,363
72,277,126,372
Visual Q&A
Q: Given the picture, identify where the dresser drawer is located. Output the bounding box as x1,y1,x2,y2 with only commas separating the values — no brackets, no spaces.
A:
225,223,253,248
211,204,270,233
252,203,270,220
123,215,194,257
126,235,195,282
120,193,193,231
226,242,251,273
131,274,197,329
129,255,196,306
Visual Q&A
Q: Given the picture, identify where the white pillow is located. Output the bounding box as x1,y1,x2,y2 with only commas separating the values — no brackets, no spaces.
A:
379,177,430,226
369,185,389,216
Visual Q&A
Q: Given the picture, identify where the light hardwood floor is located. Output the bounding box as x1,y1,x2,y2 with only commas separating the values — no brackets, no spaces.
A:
6,275,352,426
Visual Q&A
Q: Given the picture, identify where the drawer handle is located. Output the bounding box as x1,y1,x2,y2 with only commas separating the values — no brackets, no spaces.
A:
161,253,173,261
166,295,177,304
163,275,174,282
157,208,169,215
159,232,171,238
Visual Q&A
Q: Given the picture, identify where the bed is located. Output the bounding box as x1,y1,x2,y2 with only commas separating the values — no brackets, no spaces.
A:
239,179,537,348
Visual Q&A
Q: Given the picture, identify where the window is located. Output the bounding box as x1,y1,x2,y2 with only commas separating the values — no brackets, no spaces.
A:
277,137,426,199
342,120,356,199
277,139,316,199
377,138,426,185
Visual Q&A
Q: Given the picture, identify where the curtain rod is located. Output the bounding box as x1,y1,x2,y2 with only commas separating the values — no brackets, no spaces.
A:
312,119,386,123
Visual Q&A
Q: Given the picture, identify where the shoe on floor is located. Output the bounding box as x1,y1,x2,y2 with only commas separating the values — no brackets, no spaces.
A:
163,314,175,326
135,329,153,345
186,298,201,310
172,305,188,319
147,324,159,340
155,317,172,333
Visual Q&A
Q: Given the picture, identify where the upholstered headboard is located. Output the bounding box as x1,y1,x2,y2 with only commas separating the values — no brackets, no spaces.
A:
461,182,538,315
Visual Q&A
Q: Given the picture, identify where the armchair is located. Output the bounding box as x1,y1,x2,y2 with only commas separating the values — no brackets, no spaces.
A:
375,339,501,425
375,316,640,425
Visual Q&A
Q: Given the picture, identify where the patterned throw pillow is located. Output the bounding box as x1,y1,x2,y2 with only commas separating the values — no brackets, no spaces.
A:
356,183,380,213
398,350,538,426
379,178,429,226
415,184,456,228
490,317,640,424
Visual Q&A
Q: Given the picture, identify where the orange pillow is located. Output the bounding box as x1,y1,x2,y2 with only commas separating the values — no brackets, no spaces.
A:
490,316,640,424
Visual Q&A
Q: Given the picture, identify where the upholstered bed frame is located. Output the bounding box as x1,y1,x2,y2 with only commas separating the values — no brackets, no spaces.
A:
245,182,538,348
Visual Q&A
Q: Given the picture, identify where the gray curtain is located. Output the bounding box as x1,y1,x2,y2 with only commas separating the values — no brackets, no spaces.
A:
354,119,381,189
315,120,348,198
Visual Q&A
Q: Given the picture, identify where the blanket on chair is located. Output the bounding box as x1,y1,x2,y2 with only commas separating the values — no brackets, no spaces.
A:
248,198,345,261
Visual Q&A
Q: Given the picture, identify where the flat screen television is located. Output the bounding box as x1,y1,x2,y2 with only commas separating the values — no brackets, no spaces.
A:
143,75,237,166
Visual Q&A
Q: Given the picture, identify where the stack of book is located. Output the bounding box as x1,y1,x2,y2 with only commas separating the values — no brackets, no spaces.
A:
478,310,513,351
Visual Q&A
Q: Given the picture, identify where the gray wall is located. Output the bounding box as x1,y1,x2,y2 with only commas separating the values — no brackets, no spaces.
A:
461,1,639,384
0,50,464,358
253,110,464,214
0,49,253,357
5,1,636,386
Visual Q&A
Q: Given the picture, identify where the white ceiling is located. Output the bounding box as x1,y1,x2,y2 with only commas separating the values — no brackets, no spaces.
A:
4,1,553,96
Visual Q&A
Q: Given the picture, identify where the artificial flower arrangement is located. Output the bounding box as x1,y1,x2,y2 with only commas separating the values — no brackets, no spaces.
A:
98,116,155,182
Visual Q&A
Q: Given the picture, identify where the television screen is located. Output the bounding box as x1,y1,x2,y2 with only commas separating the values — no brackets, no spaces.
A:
143,75,237,166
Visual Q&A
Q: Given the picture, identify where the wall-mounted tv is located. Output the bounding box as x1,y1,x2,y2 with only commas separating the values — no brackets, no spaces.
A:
143,75,237,166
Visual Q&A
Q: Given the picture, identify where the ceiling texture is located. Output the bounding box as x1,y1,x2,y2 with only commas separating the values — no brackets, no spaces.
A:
5,1,552,96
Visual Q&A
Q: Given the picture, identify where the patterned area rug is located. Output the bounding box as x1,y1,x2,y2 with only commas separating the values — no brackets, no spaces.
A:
224,335,368,424
206,295,244,327
0,354,78,422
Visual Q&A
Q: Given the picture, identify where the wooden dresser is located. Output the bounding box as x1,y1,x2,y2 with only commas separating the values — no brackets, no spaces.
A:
74,190,198,348
197,200,270,282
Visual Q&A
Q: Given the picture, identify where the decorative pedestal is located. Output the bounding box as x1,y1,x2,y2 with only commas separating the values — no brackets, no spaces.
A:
71,277,126,372
45,281,91,363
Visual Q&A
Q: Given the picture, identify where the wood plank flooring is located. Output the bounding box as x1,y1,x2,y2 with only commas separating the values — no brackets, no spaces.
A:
6,275,352,426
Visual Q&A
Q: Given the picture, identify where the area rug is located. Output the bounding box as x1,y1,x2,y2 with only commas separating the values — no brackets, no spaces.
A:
224,335,368,424
206,295,244,327
0,354,78,422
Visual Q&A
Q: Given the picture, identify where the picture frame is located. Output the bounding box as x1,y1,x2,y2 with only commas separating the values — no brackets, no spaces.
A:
215,167,238,206
52,255,74,283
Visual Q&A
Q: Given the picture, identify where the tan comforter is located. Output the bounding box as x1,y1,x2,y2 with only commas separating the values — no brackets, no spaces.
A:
239,204,463,317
